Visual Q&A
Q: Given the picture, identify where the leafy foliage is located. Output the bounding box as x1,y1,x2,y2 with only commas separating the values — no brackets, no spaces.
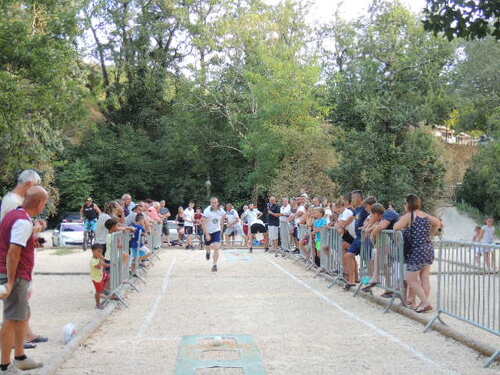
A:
322,2,450,208
457,138,500,219
423,0,500,40
0,1,89,208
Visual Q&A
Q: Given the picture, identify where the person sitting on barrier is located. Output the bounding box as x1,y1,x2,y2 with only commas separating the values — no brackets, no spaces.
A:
343,191,370,290
90,244,108,310
394,194,442,313
313,208,328,267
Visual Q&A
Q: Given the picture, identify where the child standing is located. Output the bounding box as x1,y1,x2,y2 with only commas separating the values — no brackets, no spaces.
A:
130,214,147,273
478,218,497,270
90,244,108,309
313,208,328,267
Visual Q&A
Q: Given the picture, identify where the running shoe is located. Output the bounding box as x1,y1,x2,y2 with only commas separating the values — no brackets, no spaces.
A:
265,248,269,252
211,264,217,272
205,250,210,260
249,248,253,253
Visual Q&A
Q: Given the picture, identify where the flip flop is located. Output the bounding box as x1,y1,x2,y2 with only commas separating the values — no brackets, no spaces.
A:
26,336,48,344
416,305,433,313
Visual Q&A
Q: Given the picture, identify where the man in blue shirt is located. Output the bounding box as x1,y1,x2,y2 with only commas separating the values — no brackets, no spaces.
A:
343,191,370,289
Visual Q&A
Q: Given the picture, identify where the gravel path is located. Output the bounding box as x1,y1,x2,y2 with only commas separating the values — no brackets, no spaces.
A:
56,249,497,375
437,206,482,242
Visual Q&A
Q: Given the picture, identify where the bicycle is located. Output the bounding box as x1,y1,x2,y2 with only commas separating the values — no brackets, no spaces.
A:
83,219,97,251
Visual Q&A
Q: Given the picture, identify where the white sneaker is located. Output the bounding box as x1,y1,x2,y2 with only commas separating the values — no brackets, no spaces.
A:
14,357,43,370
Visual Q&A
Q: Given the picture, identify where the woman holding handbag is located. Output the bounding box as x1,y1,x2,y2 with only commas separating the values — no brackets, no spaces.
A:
394,194,442,313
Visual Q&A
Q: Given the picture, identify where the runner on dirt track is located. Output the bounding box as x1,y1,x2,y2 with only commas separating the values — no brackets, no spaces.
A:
202,197,226,272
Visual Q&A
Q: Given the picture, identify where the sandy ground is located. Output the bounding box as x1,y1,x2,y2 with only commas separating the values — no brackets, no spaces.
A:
1,248,103,373
55,248,498,375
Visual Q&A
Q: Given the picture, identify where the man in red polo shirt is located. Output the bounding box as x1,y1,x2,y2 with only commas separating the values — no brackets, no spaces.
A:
0,186,48,373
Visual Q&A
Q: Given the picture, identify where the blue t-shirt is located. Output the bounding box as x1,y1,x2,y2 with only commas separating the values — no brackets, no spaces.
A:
382,209,399,230
354,206,369,237
314,217,328,242
130,224,145,249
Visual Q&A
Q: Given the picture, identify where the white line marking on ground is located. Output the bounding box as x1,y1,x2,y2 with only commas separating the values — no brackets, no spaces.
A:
137,257,176,338
267,258,460,375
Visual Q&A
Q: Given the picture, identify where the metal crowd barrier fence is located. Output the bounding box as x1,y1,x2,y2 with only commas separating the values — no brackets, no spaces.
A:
296,224,309,262
321,228,347,288
354,230,406,312
424,241,500,368
279,221,293,256
107,231,138,307
151,222,162,259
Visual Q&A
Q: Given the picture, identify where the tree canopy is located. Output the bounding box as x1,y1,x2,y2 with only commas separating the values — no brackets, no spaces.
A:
423,0,500,40
0,0,497,218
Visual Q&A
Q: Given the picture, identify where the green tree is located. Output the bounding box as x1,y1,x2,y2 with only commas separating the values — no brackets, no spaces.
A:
423,0,500,41
0,0,89,206
458,138,500,218
56,160,95,212
322,1,451,207
448,37,500,134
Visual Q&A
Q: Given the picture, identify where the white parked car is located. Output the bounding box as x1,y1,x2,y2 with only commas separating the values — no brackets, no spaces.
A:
52,222,84,247
166,220,179,241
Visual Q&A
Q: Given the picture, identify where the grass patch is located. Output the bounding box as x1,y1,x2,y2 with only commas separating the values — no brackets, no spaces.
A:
456,201,500,237
52,248,74,256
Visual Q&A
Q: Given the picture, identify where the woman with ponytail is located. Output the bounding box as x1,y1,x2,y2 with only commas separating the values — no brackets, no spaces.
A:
394,194,443,313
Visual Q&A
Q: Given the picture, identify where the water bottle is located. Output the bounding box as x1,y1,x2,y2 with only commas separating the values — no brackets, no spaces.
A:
63,323,77,344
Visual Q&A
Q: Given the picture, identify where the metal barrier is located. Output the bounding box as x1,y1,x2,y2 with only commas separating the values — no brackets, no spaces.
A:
151,222,162,259
105,225,165,307
295,224,309,261
322,228,347,288
279,221,293,255
424,241,500,368
354,230,406,312
107,231,137,307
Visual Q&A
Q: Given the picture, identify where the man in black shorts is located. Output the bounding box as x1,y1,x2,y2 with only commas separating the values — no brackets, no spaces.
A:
248,218,269,253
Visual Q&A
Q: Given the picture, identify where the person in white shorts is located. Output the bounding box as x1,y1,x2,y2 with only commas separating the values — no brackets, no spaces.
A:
224,203,243,246
184,201,195,250
202,198,226,272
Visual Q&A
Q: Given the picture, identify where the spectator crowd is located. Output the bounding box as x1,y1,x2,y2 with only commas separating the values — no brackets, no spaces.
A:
0,169,497,373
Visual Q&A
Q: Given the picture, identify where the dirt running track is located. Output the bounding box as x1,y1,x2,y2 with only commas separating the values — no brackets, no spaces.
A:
57,249,497,375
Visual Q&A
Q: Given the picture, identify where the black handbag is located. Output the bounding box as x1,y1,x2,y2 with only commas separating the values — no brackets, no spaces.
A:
403,212,414,261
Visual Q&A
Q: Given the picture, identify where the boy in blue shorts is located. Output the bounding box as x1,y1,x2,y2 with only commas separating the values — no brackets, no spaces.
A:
130,214,148,273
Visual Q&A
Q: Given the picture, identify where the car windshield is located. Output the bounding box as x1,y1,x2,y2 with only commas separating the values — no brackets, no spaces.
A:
61,224,84,232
